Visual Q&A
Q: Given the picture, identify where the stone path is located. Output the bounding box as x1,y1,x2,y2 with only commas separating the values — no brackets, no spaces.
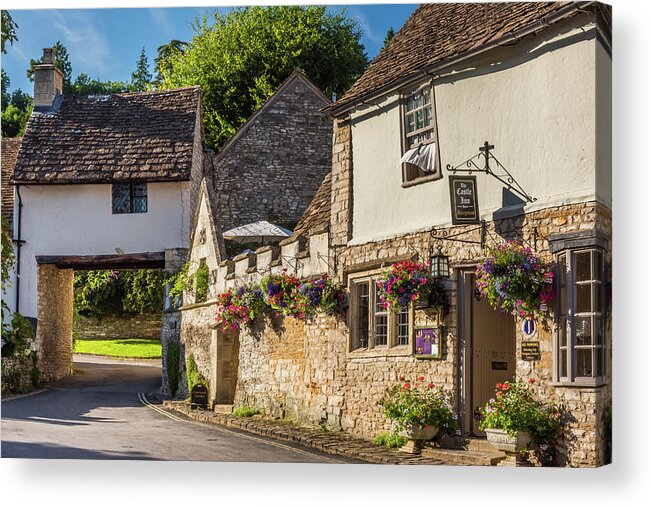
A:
162,400,504,466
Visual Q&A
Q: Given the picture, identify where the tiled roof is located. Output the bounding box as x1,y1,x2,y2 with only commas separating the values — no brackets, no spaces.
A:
12,86,201,184
291,172,331,239
1,137,21,231
335,2,582,112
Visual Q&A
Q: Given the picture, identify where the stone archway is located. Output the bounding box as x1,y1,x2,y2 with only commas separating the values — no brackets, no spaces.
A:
34,251,177,384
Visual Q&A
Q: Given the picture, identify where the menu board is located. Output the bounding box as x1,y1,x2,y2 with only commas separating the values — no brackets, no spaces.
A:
414,326,443,359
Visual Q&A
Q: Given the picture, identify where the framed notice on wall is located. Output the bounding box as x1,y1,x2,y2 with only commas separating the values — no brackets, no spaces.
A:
414,326,443,359
449,175,480,224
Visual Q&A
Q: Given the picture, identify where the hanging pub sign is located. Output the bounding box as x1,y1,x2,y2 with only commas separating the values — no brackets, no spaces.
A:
414,326,443,359
449,175,480,225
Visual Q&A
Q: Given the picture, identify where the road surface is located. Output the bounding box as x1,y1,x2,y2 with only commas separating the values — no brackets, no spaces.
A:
1,356,358,463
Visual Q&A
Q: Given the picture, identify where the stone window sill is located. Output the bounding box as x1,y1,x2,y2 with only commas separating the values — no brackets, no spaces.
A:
348,345,412,359
401,173,441,188
550,379,609,388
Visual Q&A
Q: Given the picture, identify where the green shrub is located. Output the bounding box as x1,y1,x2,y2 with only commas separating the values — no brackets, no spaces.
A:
195,261,209,303
186,355,207,393
373,432,408,449
166,341,180,397
232,406,261,418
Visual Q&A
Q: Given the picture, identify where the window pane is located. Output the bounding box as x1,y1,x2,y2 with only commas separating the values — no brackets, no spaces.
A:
397,309,409,345
559,322,567,347
560,348,567,378
576,252,591,281
596,346,604,377
576,283,592,313
358,283,369,349
416,109,424,130
424,105,432,126
407,114,415,133
423,89,431,105
576,348,593,377
595,316,603,345
112,183,131,214
375,315,388,346
407,96,414,112
595,282,603,313
133,183,147,213
414,92,423,108
595,250,603,280
576,316,592,345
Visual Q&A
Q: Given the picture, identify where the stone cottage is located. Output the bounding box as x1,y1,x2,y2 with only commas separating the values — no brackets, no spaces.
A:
171,70,333,398
7,48,203,381
193,1,612,467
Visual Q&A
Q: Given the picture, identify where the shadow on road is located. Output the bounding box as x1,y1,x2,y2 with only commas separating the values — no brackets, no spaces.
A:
2,440,157,460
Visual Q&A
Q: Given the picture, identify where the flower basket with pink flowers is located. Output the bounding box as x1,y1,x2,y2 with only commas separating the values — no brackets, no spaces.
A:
376,260,448,313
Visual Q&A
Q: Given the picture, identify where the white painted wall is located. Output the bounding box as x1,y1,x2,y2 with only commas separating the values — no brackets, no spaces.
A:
16,181,191,318
349,17,610,245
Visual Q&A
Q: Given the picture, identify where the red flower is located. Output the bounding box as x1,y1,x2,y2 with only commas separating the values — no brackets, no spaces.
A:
419,376,425,381
399,375,405,381
403,383,411,389
528,378,536,384
427,383,434,389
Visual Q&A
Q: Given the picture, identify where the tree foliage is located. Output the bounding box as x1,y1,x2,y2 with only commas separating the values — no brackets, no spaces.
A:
130,47,152,92
160,6,368,149
154,39,186,87
1,10,18,54
74,269,166,316
383,27,395,49
72,73,131,95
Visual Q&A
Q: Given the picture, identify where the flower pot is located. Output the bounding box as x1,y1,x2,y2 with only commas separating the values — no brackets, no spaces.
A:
398,423,439,454
485,428,533,467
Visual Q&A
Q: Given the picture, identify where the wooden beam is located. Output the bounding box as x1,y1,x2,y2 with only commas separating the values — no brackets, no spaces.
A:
36,252,166,270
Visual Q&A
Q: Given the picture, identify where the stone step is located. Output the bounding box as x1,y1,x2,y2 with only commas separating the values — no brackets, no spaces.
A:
214,404,234,414
421,447,505,466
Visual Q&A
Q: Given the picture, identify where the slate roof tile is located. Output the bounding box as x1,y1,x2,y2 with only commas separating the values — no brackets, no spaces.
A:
1,137,21,232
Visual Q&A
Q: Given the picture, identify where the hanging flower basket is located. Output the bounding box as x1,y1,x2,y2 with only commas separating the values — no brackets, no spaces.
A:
297,275,348,318
215,284,267,331
475,241,555,320
376,260,448,313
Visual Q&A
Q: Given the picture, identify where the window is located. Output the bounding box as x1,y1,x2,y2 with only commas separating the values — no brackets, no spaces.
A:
401,84,441,185
555,249,607,384
112,182,147,214
350,277,412,351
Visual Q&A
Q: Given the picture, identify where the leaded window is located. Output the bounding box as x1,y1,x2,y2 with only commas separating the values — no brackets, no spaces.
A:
555,249,607,383
112,182,147,214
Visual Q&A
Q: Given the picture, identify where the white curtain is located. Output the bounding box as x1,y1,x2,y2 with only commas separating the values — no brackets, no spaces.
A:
399,142,437,172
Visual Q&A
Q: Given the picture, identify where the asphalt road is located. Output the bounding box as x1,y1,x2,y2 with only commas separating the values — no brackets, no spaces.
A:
1,356,358,463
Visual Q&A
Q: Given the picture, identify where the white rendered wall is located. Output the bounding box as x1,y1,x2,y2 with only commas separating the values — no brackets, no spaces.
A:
16,181,191,318
349,18,610,245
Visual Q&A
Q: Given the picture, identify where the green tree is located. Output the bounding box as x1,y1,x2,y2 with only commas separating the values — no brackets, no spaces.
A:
10,88,31,111
153,39,186,87
1,103,30,137
72,73,131,95
1,69,10,111
382,27,395,49
160,6,368,149
1,10,18,54
130,47,152,92
27,41,73,93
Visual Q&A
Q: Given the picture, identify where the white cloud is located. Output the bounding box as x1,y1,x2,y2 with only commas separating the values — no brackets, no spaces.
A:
49,10,115,76
148,9,172,40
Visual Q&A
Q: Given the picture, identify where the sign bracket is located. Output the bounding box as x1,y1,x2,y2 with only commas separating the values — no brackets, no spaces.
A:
446,142,537,204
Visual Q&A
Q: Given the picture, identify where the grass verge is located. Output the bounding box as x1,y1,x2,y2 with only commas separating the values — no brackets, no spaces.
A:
74,338,162,359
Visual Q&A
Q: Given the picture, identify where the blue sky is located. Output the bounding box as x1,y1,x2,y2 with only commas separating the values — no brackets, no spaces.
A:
1,4,418,95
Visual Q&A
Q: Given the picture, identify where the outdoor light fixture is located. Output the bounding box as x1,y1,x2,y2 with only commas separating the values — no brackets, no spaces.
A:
429,247,450,278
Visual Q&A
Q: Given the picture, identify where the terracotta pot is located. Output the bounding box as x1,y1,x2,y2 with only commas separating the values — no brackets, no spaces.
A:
485,428,532,453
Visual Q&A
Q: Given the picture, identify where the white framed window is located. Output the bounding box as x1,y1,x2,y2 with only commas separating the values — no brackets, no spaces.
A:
555,248,607,384
400,84,441,185
350,276,412,351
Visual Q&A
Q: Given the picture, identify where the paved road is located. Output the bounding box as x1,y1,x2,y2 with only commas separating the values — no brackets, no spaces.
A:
1,356,357,463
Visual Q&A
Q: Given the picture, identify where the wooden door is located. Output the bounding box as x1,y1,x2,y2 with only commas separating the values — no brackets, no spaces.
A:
468,274,516,435
214,329,239,404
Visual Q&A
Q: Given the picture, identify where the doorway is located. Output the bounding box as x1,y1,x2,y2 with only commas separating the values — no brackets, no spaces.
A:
459,269,516,436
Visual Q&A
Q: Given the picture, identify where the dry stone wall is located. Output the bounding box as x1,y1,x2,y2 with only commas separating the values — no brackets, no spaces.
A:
75,313,161,341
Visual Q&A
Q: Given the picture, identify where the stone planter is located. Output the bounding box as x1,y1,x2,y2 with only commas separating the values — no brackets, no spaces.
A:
398,423,439,454
485,428,533,467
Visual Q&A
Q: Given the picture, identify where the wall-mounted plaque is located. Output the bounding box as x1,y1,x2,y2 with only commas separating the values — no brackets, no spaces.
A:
191,384,209,409
449,175,480,224
521,341,541,361
414,326,443,359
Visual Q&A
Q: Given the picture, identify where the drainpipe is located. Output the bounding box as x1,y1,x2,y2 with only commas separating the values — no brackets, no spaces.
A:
14,185,23,314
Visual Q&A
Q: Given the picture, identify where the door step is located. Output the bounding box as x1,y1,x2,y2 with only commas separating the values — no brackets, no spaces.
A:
421,447,505,466
214,404,234,414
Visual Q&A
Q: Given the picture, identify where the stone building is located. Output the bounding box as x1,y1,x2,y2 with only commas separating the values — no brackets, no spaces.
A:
191,2,612,467
174,72,333,398
7,48,203,381
205,68,333,233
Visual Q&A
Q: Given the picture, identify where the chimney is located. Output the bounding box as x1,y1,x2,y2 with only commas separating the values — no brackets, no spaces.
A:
33,48,63,111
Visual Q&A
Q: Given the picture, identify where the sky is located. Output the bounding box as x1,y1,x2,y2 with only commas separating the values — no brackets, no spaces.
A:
1,2,419,96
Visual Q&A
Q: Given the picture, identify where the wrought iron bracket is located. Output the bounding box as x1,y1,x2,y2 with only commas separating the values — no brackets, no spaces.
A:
430,221,488,249
446,142,537,204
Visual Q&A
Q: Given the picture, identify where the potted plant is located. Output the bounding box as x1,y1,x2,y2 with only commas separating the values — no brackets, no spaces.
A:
475,241,555,320
378,376,457,454
215,284,266,331
479,379,561,466
297,275,348,318
376,260,448,313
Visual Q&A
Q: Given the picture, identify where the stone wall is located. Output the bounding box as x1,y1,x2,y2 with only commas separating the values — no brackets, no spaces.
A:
209,72,332,232
36,264,74,383
75,313,161,341
1,354,39,397
179,301,214,399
